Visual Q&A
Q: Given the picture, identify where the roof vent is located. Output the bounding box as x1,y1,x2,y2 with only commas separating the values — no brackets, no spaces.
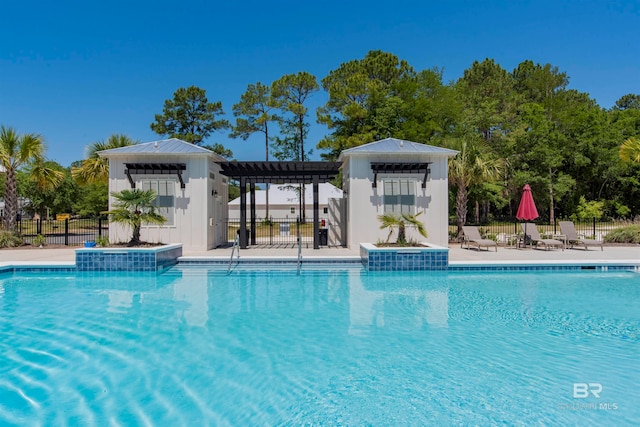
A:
400,140,404,148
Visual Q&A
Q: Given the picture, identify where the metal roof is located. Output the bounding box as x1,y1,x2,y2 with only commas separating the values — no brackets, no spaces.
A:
98,138,217,156
338,138,458,158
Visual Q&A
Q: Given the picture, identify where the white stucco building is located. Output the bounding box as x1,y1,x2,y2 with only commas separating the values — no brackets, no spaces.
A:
338,138,458,248
228,182,343,220
98,137,456,251
99,139,229,251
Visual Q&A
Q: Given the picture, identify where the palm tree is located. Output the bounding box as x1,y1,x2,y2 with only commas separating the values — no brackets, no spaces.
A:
0,126,63,231
378,212,428,245
107,189,166,246
620,136,640,164
447,136,503,238
72,134,137,184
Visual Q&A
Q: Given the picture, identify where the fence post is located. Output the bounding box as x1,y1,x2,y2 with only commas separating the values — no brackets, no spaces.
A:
593,217,596,238
37,218,41,235
64,219,69,246
98,217,102,237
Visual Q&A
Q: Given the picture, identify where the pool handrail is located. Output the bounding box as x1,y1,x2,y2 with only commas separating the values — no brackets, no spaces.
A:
227,231,240,273
297,219,302,275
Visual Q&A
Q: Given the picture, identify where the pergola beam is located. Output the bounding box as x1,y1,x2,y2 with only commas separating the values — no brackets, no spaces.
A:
218,161,341,249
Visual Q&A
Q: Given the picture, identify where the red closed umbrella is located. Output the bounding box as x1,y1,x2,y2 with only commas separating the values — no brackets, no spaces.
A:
516,184,539,245
516,184,539,221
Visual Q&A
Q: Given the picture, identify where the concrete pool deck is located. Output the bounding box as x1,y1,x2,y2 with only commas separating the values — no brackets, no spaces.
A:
0,244,638,266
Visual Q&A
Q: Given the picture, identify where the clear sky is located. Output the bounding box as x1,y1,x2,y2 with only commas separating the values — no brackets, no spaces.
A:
1,0,638,167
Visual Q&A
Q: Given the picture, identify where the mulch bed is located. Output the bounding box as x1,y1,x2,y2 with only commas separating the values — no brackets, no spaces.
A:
1,242,165,250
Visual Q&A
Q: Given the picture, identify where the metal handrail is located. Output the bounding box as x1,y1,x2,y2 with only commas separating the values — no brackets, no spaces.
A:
227,231,240,274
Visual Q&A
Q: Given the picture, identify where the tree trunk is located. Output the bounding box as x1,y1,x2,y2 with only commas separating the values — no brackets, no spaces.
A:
3,167,18,232
483,200,489,223
299,117,306,222
456,182,468,238
265,128,269,221
474,200,480,223
397,223,406,244
130,224,141,246
548,167,555,223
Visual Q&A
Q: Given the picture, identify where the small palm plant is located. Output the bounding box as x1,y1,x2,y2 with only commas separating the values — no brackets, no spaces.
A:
107,189,166,246
378,212,428,246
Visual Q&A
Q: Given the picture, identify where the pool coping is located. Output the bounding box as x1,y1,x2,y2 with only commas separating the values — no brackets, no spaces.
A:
178,255,363,264
0,256,639,273
449,259,640,271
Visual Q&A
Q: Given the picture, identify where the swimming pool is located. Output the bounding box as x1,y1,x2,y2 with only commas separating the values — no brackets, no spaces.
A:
1,266,638,425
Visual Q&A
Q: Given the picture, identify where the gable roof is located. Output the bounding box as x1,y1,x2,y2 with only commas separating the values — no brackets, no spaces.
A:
229,182,343,206
98,138,223,159
338,138,458,159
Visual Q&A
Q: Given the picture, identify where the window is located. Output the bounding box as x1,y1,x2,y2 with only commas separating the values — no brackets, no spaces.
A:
141,179,175,226
383,179,416,214
323,207,328,214
290,207,296,214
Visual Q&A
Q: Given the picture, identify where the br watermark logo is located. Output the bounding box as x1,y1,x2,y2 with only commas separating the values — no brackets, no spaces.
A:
558,383,619,411
573,383,602,398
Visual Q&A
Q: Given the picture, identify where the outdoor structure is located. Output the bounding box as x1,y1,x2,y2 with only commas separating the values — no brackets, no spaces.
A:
99,139,229,251
228,182,343,220
218,161,341,249
338,138,458,248
98,137,456,252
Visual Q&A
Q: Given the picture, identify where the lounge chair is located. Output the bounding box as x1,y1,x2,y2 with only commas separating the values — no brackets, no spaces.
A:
520,223,564,251
558,221,603,251
461,226,498,252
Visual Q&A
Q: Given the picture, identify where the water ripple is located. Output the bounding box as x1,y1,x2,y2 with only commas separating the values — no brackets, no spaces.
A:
0,270,638,425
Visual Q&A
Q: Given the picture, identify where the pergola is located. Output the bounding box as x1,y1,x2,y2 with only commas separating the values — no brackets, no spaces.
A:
218,161,341,249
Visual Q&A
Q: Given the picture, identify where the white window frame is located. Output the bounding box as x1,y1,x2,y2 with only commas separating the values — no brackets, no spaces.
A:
382,178,417,214
140,178,176,227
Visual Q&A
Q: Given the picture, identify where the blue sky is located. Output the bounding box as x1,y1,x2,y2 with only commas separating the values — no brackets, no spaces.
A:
1,0,638,167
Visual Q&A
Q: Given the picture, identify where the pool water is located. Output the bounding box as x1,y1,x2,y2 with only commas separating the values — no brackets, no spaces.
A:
1,267,638,425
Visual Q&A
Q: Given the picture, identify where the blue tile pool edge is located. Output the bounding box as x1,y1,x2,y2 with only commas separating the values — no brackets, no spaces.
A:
1,257,639,274
75,244,183,271
360,243,450,271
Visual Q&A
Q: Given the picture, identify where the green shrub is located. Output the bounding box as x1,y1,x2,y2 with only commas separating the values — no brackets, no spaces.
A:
95,236,110,247
604,225,640,244
32,234,47,247
0,231,24,248
573,196,604,220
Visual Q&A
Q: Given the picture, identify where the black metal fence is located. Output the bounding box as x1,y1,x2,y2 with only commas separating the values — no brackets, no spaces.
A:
448,217,639,243
6,217,110,246
226,218,330,246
